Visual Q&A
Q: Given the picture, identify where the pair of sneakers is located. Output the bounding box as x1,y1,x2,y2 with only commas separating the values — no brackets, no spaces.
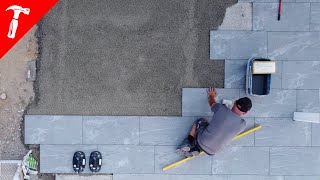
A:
73,151,102,173
176,137,200,158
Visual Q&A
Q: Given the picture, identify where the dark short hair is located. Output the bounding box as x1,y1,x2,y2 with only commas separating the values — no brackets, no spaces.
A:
236,97,252,112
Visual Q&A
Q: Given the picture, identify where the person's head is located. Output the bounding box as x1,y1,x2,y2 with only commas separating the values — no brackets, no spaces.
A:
232,97,252,116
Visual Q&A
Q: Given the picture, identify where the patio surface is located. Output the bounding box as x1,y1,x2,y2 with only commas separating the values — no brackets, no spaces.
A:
26,1,320,180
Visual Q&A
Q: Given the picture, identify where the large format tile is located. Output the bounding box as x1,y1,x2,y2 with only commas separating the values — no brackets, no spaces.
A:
210,31,267,60
285,176,320,180
228,118,255,146
83,116,139,145
312,124,320,146
154,146,212,175
255,118,311,146
253,3,310,31
140,117,195,145
98,145,154,174
224,60,282,89
182,88,240,117
239,0,294,2
114,174,227,180
218,3,252,31
282,61,320,89
311,3,320,31
228,175,284,180
224,60,247,89
40,145,98,173
56,175,112,180
25,115,83,144
296,0,320,1
212,147,269,175
268,32,320,61
270,147,320,175
297,90,320,112
241,89,296,118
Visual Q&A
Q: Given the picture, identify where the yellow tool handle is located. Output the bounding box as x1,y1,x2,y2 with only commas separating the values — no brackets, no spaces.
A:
232,125,262,140
162,125,262,171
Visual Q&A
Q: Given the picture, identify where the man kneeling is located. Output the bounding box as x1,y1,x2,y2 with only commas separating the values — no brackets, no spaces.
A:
177,87,252,157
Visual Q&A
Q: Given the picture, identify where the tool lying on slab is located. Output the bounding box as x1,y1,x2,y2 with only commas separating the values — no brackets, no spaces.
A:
293,112,320,123
162,125,262,171
278,0,282,21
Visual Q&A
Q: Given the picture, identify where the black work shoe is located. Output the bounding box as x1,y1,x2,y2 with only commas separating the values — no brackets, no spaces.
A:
184,150,200,158
176,137,192,153
196,118,209,130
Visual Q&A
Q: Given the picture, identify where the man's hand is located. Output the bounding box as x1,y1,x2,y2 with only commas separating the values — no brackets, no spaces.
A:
207,87,217,107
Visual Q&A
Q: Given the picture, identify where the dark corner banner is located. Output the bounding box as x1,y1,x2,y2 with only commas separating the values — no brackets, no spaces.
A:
0,0,59,59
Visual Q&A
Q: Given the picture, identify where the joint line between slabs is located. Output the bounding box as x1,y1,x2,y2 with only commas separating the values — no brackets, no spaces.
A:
309,2,311,31
268,147,271,175
82,116,84,144
139,117,141,145
311,123,313,146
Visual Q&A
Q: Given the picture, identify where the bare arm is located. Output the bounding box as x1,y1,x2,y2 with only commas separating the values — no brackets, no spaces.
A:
207,87,217,107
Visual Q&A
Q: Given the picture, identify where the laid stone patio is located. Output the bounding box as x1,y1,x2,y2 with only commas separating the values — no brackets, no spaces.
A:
26,1,320,180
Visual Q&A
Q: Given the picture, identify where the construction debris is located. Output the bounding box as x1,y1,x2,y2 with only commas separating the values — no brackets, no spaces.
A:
293,112,320,123
0,92,7,100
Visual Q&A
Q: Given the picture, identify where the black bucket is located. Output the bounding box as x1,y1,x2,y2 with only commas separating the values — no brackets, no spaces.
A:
246,58,272,96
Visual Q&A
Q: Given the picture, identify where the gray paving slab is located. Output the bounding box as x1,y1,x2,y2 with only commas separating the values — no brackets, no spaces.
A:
41,144,155,174
98,145,154,174
311,3,320,31
212,147,269,175
140,117,195,145
255,118,311,146
24,115,82,144
224,60,247,89
113,174,228,180
253,3,310,31
154,146,212,175
270,61,282,89
40,145,98,173
210,31,267,60
270,147,320,175
83,116,139,145
182,88,240,117
240,89,296,118
228,175,284,180
55,175,112,180
297,90,320,113
239,0,294,2
284,176,320,180
218,3,252,31
312,124,320,146
228,118,255,146
224,60,282,89
297,0,320,2
282,61,320,89
268,32,320,61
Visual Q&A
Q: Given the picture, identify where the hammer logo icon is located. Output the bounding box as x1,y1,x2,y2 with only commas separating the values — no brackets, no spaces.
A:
6,5,30,39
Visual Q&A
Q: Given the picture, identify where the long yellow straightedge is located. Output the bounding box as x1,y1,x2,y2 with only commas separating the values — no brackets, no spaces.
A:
162,125,262,171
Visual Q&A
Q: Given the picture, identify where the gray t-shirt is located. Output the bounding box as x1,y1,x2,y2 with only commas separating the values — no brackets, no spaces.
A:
197,103,246,155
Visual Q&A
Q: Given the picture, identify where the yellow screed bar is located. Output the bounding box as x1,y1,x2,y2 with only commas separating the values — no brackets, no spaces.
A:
162,125,262,171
